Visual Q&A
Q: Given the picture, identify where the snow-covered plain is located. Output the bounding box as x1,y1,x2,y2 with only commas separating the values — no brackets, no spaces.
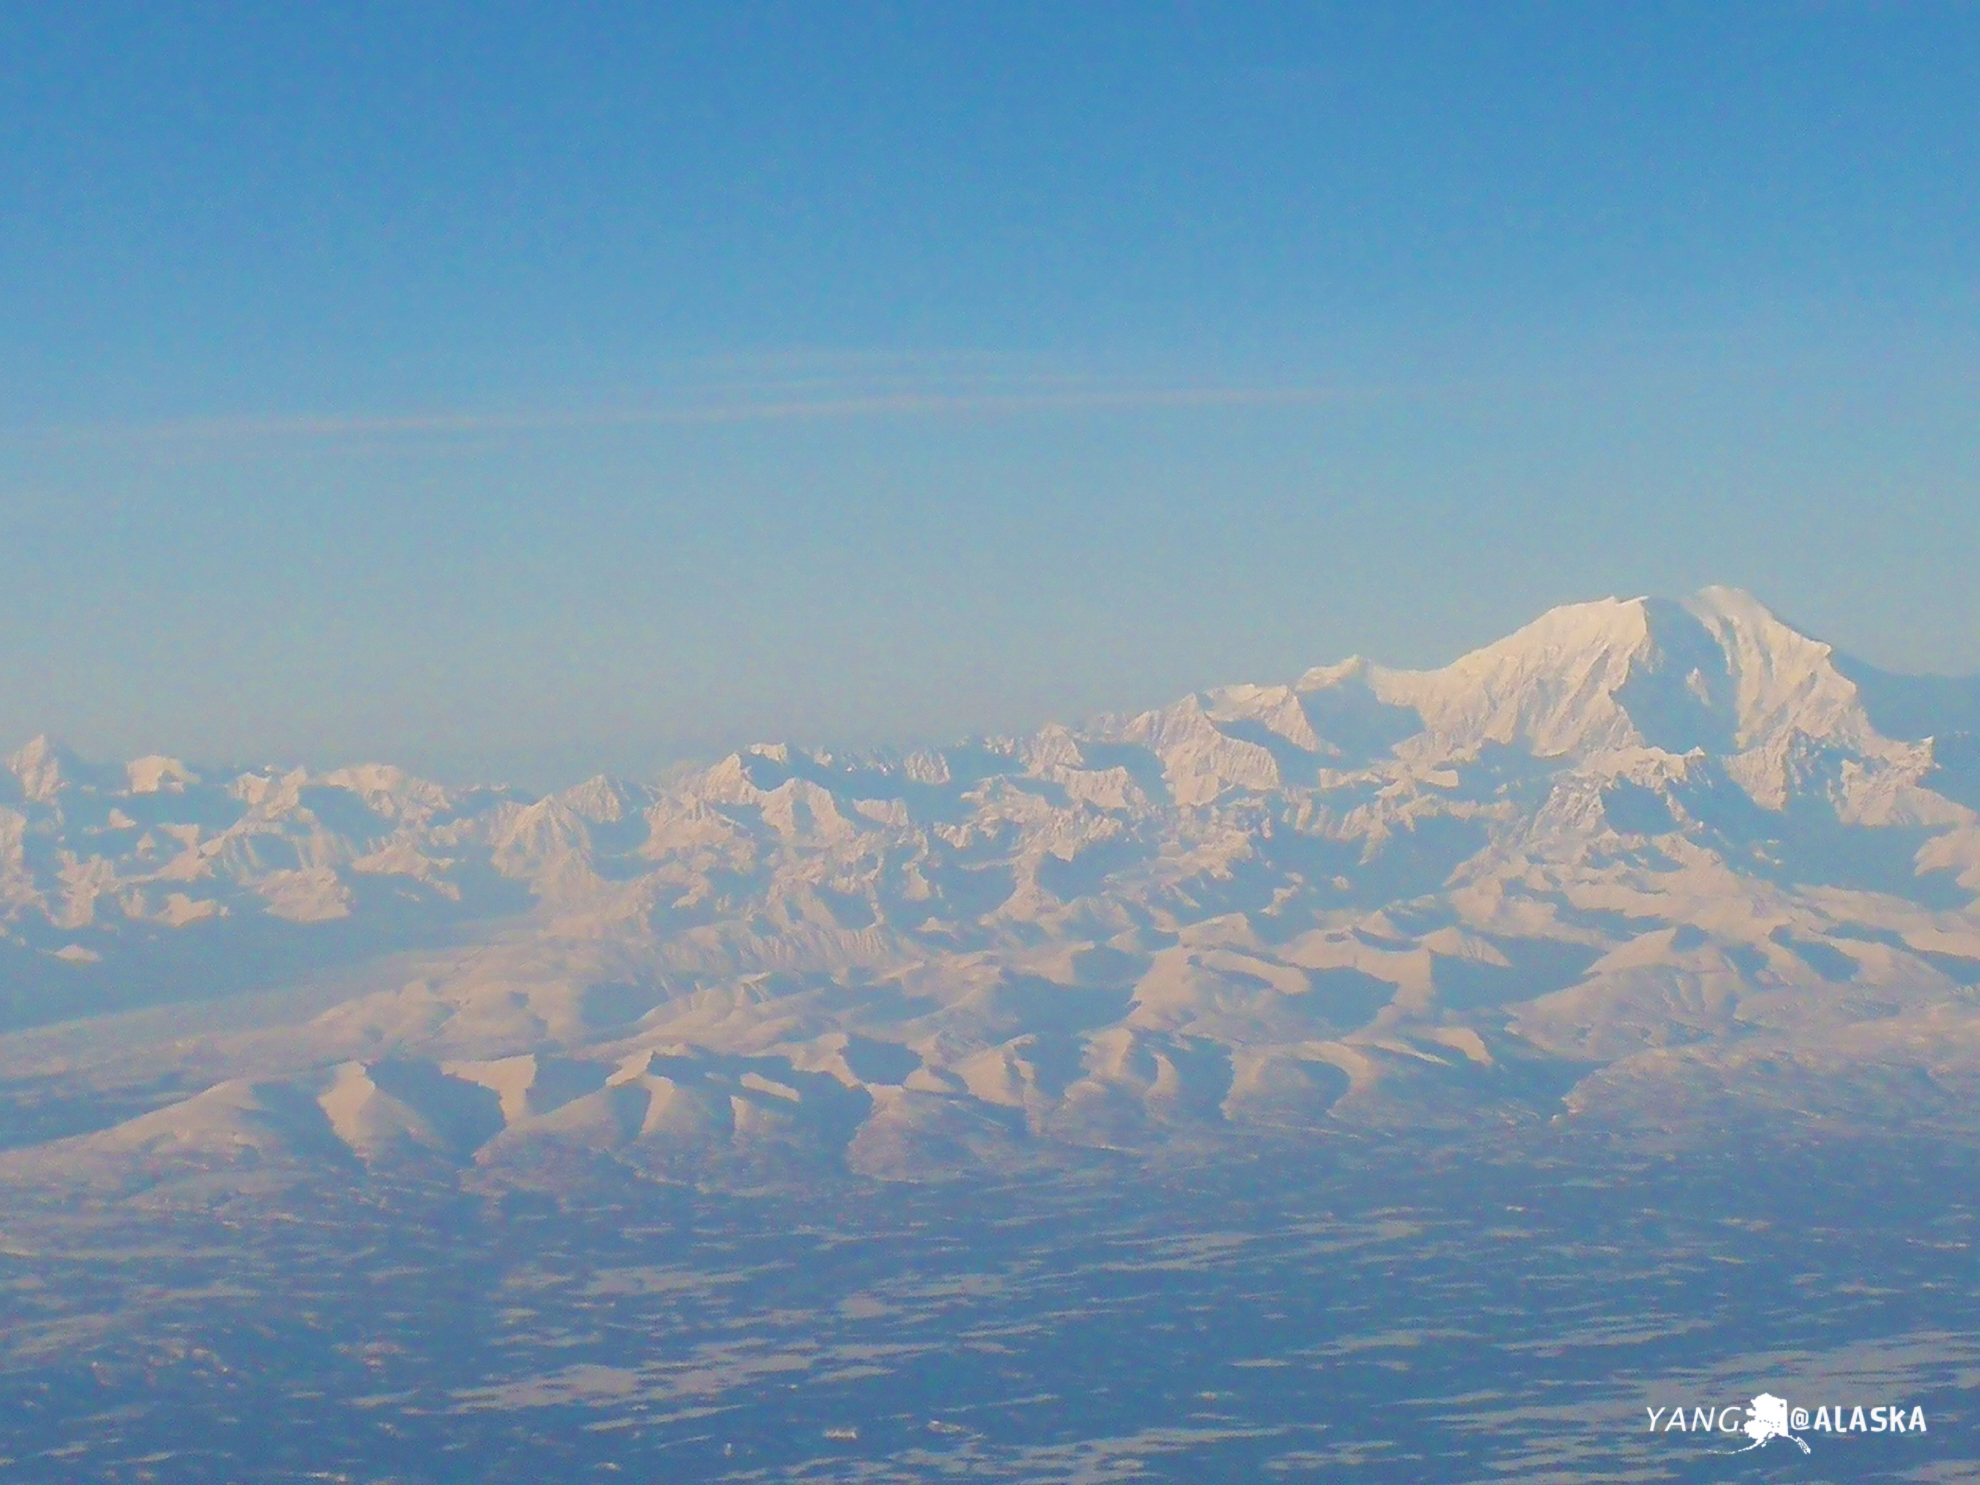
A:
5,587,1980,1184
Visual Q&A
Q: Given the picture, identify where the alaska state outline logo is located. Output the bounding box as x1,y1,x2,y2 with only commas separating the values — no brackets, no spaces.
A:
1732,1393,1809,1454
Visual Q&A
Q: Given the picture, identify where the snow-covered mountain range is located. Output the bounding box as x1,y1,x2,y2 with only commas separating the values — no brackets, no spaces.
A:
6,587,1980,1185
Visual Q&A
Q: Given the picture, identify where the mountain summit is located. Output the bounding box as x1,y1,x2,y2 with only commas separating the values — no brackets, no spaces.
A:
5,589,1980,1184
1316,588,1872,766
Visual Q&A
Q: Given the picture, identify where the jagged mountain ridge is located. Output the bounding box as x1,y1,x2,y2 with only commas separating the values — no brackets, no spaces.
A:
5,587,1980,1183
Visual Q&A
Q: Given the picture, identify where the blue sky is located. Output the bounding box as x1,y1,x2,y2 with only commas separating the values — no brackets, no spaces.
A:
3,3,1977,784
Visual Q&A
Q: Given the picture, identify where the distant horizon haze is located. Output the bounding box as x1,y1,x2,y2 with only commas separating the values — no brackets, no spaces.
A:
6,582,1976,793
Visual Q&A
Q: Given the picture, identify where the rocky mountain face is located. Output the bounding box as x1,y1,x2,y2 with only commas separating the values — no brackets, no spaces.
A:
5,587,1980,1187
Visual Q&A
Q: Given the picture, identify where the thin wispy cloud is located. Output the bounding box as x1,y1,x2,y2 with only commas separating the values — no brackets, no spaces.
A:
13,374,1347,449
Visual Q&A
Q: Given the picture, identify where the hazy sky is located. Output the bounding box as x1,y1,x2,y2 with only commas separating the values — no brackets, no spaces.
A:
4,3,1977,786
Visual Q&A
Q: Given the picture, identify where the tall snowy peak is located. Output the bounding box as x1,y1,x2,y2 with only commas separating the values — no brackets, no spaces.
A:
1312,588,1891,778
1368,596,1664,758
1680,586,1875,751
